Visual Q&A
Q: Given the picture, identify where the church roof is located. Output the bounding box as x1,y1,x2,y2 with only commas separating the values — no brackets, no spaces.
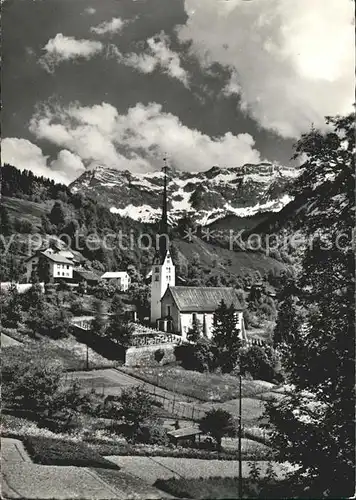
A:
164,286,244,313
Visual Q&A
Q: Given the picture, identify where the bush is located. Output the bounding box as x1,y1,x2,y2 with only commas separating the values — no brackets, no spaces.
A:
154,477,262,499
2,358,94,431
175,339,216,372
239,345,281,383
23,436,119,469
134,421,168,445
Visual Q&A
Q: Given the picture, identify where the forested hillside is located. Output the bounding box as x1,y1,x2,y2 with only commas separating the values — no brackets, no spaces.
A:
0,164,293,327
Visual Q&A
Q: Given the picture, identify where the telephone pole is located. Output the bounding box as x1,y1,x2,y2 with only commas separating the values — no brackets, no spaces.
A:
86,344,89,370
238,372,243,498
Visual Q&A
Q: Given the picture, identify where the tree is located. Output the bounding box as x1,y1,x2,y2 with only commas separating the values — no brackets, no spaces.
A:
49,201,66,228
106,316,134,349
27,303,70,339
199,409,235,451
3,283,23,327
239,345,281,382
186,315,202,342
90,298,106,336
110,386,156,442
212,300,242,372
0,206,13,236
266,113,355,498
175,338,216,372
273,282,301,347
3,360,62,414
110,293,124,314
128,283,150,320
40,214,55,234
3,360,92,431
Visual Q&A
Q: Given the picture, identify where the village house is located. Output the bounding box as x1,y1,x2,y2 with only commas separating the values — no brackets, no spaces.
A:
25,248,74,283
101,271,131,291
73,268,101,287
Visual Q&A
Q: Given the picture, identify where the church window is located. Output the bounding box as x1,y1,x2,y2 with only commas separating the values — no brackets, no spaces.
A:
155,267,159,273
167,306,171,317
192,313,197,322
155,275,159,281
166,276,169,281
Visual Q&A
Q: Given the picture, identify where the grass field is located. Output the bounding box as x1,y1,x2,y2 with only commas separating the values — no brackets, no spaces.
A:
122,366,276,402
2,196,52,229
3,336,116,371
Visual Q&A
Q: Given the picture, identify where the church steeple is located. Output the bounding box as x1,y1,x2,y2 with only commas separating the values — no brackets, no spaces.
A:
150,157,176,326
160,158,169,236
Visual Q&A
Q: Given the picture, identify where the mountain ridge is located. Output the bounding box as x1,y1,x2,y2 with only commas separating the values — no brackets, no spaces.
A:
70,162,299,226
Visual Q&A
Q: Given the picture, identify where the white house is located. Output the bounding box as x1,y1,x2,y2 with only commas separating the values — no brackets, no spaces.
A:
160,286,246,341
25,248,74,283
101,271,131,291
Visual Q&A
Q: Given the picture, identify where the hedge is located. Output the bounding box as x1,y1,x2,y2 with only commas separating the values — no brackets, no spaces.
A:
23,436,119,469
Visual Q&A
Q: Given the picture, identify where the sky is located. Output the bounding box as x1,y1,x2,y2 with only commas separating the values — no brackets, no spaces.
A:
2,0,354,184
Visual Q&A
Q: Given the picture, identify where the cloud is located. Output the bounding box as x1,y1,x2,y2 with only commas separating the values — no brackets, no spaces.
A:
50,150,86,180
112,32,189,87
29,101,261,174
84,7,96,15
1,138,85,184
91,17,126,36
39,33,103,72
178,0,354,138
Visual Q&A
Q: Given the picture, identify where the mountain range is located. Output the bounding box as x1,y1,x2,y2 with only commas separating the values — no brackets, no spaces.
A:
70,163,299,226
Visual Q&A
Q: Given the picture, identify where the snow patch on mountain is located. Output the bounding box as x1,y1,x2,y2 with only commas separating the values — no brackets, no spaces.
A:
70,162,299,225
110,204,161,222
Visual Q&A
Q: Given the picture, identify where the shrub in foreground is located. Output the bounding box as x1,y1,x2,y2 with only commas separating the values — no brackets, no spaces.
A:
23,436,119,469
154,477,260,499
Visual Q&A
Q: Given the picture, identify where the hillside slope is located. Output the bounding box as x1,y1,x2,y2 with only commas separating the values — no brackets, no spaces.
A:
1,196,288,284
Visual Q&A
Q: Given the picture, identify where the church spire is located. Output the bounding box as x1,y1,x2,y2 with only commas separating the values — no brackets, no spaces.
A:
160,156,169,236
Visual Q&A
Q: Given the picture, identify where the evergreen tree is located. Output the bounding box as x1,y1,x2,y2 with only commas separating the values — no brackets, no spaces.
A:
0,206,13,236
106,316,134,349
212,300,242,372
273,282,301,347
266,112,355,497
90,298,106,336
49,201,66,228
187,315,202,342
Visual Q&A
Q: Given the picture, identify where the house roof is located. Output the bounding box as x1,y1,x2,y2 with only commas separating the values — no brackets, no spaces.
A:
74,269,100,281
101,271,129,279
163,286,244,312
167,427,202,439
40,251,73,265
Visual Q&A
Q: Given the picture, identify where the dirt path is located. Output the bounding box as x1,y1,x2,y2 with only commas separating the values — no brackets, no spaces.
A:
1,333,21,347
1,438,168,500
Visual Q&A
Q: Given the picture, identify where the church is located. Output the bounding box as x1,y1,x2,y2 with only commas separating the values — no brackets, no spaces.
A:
150,165,246,342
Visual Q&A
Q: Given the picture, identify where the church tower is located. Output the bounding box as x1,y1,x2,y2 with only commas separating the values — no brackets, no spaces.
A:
150,159,176,326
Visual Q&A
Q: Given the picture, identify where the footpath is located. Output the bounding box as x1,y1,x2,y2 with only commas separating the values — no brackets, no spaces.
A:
2,437,170,500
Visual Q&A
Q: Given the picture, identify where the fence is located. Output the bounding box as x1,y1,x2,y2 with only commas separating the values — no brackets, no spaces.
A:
244,338,266,347
131,333,184,347
150,390,207,421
